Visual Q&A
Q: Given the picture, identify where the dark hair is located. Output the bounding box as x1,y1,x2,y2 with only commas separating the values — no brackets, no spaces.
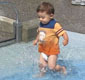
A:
36,2,55,14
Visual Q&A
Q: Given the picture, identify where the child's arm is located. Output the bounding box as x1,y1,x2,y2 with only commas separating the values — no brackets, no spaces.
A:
54,23,69,46
62,32,69,46
33,28,39,45
33,34,39,45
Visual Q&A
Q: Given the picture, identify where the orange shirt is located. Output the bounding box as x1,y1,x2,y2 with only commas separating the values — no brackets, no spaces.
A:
38,20,65,56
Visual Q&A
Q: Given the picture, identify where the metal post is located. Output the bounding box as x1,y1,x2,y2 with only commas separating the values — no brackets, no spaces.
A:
13,22,22,42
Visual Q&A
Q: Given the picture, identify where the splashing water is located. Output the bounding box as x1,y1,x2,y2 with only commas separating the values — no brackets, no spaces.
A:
0,31,85,80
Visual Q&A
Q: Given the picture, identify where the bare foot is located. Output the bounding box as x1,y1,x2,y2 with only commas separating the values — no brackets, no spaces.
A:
61,66,67,75
33,72,45,78
33,64,47,78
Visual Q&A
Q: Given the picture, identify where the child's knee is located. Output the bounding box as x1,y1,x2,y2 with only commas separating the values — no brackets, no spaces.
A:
39,63,47,69
48,64,55,70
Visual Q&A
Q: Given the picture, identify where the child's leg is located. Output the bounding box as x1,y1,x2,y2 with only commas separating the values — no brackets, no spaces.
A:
39,53,47,69
55,65,66,74
48,55,66,74
36,53,47,77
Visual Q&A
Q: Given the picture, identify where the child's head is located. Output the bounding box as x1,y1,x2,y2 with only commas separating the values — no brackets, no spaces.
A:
36,2,55,24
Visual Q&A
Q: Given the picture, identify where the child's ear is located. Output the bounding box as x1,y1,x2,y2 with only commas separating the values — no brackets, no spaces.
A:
50,14,54,19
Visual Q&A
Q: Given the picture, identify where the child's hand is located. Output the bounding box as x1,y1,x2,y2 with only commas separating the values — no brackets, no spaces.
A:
63,40,68,46
33,40,38,45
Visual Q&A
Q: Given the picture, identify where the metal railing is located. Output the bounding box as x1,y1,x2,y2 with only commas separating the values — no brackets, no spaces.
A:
0,1,22,47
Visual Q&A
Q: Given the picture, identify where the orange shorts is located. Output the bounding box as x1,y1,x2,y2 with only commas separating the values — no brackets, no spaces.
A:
38,43,60,56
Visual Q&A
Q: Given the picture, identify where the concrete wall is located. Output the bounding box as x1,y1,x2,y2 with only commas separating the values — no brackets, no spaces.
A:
22,18,39,42
0,16,15,41
0,0,85,34
0,16,39,42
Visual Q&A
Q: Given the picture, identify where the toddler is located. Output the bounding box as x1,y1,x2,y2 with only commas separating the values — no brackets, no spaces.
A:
33,2,69,77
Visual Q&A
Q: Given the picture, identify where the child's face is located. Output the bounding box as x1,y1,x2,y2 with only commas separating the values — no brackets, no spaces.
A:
37,11,54,24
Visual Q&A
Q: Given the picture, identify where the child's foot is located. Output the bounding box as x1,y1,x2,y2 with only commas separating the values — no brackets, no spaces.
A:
61,66,67,75
33,72,45,78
